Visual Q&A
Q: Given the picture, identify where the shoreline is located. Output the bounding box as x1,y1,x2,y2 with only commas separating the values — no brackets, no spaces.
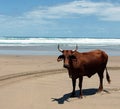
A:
0,45,120,56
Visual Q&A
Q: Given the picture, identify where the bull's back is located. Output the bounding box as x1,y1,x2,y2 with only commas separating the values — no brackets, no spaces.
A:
74,50,108,77
80,50,108,64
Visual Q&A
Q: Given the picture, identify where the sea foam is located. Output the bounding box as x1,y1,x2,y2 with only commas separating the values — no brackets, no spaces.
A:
0,37,120,46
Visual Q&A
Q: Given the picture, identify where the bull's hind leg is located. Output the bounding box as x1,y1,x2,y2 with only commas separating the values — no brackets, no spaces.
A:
79,76,83,98
97,70,104,92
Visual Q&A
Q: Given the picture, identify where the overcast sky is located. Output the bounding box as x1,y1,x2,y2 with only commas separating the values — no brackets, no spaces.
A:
0,0,120,37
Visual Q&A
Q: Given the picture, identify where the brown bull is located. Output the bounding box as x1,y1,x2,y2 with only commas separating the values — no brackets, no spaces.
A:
57,45,111,98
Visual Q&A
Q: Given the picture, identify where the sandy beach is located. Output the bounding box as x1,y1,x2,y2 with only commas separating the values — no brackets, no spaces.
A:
0,55,120,109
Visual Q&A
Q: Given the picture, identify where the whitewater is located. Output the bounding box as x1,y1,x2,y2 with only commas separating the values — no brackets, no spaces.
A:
0,37,120,46
0,37,120,56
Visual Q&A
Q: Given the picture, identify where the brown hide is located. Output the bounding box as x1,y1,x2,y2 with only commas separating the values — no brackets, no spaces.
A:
69,50,108,79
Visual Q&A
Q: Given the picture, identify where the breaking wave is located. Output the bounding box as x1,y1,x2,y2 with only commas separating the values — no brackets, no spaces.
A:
0,37,120,46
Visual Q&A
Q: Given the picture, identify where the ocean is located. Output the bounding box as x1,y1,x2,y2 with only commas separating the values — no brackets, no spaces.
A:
0,37,120,56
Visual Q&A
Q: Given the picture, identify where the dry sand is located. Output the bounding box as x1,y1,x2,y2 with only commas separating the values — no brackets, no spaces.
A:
0,55,120,109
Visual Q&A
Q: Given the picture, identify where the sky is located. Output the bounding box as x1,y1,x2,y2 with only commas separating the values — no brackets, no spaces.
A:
0,0,120,38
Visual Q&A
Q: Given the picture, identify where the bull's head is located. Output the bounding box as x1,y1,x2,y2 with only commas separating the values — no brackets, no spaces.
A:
57,45,78,68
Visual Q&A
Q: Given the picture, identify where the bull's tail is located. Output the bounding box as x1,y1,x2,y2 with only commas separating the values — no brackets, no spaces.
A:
105,67,111,84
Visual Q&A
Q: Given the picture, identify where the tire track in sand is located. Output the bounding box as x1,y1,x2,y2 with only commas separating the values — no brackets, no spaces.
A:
0,66,120,87
0,69,66,87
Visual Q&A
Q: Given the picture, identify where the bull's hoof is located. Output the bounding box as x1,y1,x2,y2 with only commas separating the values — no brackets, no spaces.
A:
78,95,83,99
97,88,103,93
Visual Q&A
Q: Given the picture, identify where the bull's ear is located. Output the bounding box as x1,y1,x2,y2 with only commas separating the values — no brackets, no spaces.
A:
69,55,77,61
57,55,64,62
69,55,76,59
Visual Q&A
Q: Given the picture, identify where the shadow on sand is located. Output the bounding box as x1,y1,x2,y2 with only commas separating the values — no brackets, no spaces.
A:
52,88,97,104
52,88,110,104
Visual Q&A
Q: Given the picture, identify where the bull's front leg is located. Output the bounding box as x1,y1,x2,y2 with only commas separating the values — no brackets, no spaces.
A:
79,76,83,98
70,78,76,97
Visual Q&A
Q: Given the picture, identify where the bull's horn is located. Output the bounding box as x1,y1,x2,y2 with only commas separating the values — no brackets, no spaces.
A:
73,45,78,52
58,44,63,52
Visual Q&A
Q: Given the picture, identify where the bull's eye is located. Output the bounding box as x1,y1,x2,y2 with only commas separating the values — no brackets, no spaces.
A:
68,56,71,59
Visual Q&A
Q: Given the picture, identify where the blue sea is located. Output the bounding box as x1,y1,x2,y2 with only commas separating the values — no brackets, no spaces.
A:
0,36,120,56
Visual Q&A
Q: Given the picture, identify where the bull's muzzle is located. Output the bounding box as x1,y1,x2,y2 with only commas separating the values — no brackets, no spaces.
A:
64,64,69,68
